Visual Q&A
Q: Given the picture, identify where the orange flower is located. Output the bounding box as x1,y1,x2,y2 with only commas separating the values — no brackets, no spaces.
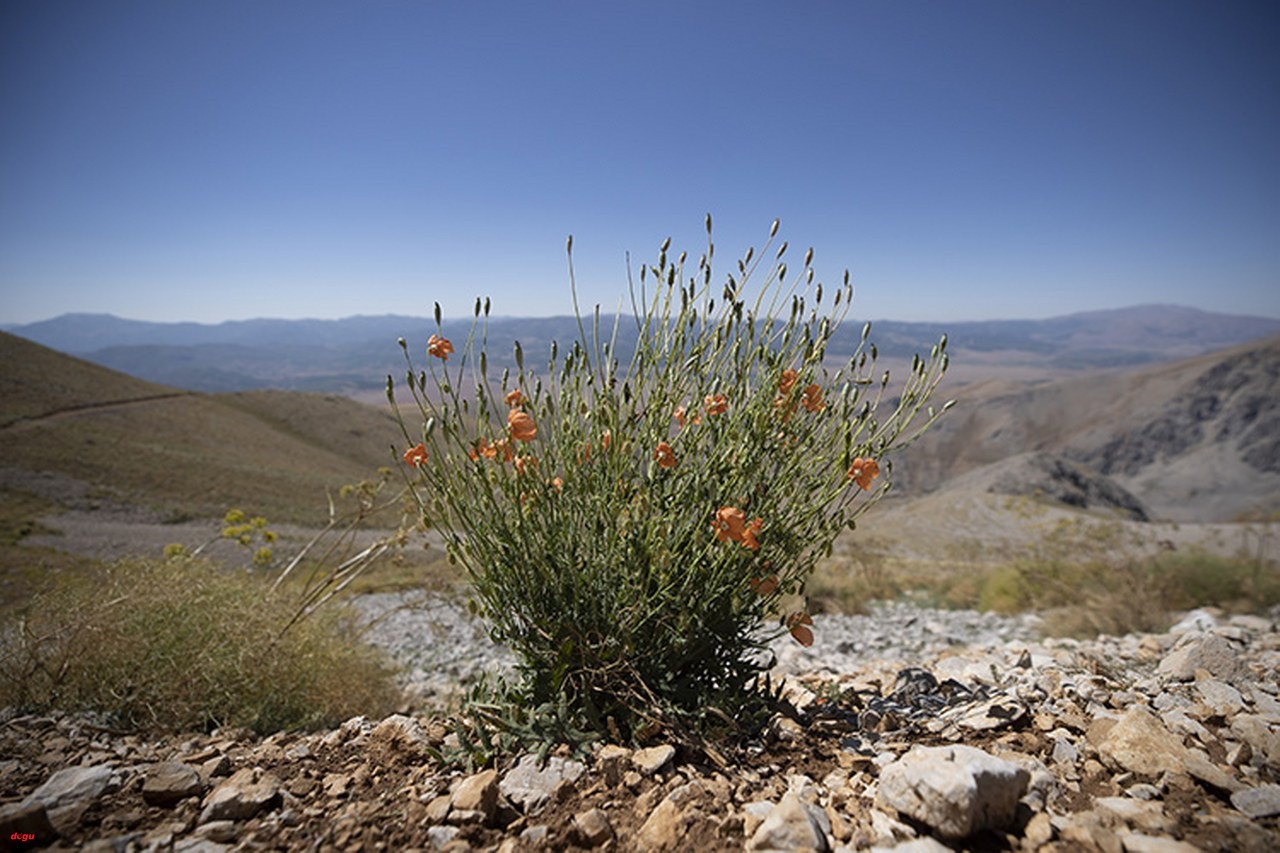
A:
741,516,763,551
514,455,537,475
673,405,687,427
749,574,779,596
778,369,798,396
801,383,825,413
402,443,428,468
577,442,592,464
468,437,497,461
846,457,880,491
550,476,563,492
704,393,728,416
653,441,677,470
600,429,612,451
505,389,526,408
786,611,814,647
427,334,454,360
712,506,746,543
508,410,537,442
493,438,515,463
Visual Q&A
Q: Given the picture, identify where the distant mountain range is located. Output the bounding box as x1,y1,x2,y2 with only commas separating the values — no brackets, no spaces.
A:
4,305,1279,396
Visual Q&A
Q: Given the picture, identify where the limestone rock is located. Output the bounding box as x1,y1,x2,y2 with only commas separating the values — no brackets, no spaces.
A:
365,714,432,761
572,807,615,846
631,744,676,775
1181,750,1245,793
142,762,204,807
1231,784,1280,819
23,764,117,813
746,791,831,851
1157,632,1243,683
1092,705,1189,776
875,744,1029,839
595,744,631,786
199,767,281,823
1093,796,1174,834
499,754,585,814
450,768,499,824
1117,832,1202,853
637,796,696,851
1169,608,1219,634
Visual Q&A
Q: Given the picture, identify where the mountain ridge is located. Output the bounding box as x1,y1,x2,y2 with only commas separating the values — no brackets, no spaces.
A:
6,305,1279,397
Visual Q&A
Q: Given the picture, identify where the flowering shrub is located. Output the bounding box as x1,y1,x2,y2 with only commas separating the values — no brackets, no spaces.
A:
391,218,950,747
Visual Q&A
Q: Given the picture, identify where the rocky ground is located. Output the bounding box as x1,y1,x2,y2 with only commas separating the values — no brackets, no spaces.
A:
2,600,1278,852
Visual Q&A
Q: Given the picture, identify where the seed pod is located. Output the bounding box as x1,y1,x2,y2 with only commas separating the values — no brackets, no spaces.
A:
770,218,780,237
397,337,407,349
474,296,481,317
567,234,573,253
434,302,442,325
514,341,524,370
804,247,813,267
484,296,491,316
661,236,671,253
706,212,713,234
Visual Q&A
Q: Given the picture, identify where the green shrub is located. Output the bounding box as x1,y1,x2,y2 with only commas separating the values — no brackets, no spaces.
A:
391,219,950,748
0,556,400,733
976,564,1031,614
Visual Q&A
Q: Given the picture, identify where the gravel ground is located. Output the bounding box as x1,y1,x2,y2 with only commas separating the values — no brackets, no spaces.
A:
351,591,1045,709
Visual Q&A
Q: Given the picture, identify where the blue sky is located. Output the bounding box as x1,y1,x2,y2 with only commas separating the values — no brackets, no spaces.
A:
1,0,1277,325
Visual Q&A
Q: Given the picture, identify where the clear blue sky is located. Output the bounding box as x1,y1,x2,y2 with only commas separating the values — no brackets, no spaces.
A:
2,0,1277,325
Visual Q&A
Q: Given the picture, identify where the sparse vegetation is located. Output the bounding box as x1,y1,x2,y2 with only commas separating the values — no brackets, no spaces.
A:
0,555,401,733
802,515,1280,638
0,490,101,605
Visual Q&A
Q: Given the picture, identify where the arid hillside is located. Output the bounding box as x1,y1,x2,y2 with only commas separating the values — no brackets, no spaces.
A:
0,331,404,526
899,335,1280,522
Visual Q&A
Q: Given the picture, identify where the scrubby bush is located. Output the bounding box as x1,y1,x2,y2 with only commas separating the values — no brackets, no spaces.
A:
392,219,950,749
0,556,400,733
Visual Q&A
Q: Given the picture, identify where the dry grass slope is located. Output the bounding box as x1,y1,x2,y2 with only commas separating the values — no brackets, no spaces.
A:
0,331,179,428
0,331,406,525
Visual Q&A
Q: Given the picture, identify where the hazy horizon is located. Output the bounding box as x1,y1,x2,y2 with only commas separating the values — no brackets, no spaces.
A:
3,1,1278,326
7,301,1280,333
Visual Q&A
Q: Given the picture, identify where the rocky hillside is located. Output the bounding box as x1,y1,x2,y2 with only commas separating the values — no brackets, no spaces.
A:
2,602,1277,851
902,336,1280,522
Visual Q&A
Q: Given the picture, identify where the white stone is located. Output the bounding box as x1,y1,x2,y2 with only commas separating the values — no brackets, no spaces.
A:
1230,784,1280,819
1169,609,1218,634
875,745,1030,839
631,744,676,775
746,791,830,852
499,754,585,814
23,764,117,812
